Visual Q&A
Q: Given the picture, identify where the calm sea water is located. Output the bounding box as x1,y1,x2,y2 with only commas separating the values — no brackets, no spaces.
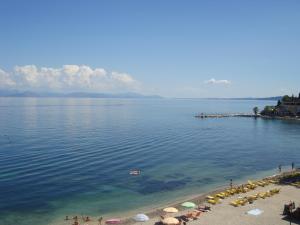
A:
1,97,300,225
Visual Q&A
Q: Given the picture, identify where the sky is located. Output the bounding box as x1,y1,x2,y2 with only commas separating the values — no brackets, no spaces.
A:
0,0,299,98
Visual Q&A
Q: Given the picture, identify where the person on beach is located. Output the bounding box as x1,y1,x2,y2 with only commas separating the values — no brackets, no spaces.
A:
85,216,90,222
65,216,69,220
292,162,295,170
279,165,282,173
230,179,233,189
98,217,103,225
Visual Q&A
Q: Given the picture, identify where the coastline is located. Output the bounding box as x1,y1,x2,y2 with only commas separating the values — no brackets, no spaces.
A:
117,171,289,225
50,169,298,225
260,115,300,121
195,113,300,121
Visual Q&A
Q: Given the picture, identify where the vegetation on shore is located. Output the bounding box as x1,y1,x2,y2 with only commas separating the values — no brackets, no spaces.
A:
256,93,300,118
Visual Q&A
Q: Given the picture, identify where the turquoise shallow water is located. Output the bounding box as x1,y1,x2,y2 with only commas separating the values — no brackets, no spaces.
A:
0,97,300,225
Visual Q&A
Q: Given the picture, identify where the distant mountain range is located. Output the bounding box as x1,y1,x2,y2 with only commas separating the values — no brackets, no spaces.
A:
0,90,162,99
0,90,282,100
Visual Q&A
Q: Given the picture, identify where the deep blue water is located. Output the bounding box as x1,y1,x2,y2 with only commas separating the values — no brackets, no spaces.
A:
0,98,300,225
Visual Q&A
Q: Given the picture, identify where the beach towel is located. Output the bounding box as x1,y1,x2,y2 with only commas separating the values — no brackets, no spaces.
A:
247,209,264,216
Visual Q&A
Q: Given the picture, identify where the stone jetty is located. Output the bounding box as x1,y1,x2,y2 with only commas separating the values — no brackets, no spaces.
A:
195,113,258,118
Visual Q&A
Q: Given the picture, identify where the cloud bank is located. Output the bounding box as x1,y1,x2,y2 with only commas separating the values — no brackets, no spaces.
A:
0,65,140,92
204,78,231,85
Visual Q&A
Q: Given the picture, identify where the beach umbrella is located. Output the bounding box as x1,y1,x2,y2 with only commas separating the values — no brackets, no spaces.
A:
181,202,196,208
162,217,179,225
163,207,179,213
105,218,121,224
133,214,149,222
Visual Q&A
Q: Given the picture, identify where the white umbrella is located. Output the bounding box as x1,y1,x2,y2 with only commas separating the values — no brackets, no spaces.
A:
133,214,149,222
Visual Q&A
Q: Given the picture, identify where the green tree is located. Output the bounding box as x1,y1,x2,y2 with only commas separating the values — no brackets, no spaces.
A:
253,106,259,116
263,106,275,114
282,95,290,102
277,100,281,106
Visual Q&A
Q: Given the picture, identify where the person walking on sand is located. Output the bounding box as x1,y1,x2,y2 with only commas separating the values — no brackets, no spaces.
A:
98,217,103,225
279,164,282,173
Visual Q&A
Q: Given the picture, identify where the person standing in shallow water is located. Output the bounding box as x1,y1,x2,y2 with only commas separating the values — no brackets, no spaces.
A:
292,162,295,170
278,165,282,173
230,179,233,189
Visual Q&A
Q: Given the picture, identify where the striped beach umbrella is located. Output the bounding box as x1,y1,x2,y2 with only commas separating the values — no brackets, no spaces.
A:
105,218,121,224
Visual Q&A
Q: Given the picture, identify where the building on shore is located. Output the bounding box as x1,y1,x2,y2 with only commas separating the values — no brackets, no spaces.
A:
261,93,300,117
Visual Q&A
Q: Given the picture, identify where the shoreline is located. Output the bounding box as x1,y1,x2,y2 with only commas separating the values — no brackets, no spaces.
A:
119,173,283,225
195,113,300,121
260,115,300,121
50,169,298,225
107,170,300,225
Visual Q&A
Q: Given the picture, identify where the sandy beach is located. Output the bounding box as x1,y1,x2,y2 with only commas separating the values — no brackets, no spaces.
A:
53,172,300,225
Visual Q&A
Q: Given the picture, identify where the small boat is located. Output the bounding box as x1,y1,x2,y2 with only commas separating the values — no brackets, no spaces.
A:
129,169,141,176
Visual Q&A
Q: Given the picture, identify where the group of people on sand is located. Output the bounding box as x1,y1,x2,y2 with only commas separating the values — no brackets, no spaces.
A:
159,205,211,225
278,162,296,173
65,215,103,225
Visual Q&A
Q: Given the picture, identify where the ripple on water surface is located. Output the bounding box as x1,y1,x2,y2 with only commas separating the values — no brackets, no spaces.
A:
0,98,300,225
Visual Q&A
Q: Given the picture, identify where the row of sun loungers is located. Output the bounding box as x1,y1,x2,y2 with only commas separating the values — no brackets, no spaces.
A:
229,188,280,207
205,179,277,205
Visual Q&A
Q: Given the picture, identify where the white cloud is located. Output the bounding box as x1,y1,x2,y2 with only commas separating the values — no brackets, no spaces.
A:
63,65,80,75
204,78,231,85
111,71,135,84
0,69,16,87
0,65,140,92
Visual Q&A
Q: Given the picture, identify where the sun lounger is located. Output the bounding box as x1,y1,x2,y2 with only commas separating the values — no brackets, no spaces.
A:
207,199,217,204
198,205,211,212
265,191,271,197
258,193,266,199
206,195,214,200
230,200,239,207
238,199,247,206
179,216,189,222
216,193,225,199
250,194,258,200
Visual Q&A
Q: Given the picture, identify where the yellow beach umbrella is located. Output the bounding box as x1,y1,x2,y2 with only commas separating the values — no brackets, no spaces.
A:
163,207,178,213
162,217,179,225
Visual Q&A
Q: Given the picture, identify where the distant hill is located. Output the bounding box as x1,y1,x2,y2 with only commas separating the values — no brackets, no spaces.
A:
0,90,162,99
0,90,282,100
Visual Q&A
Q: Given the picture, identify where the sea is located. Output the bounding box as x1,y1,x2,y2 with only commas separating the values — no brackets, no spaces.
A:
0,97,300,225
